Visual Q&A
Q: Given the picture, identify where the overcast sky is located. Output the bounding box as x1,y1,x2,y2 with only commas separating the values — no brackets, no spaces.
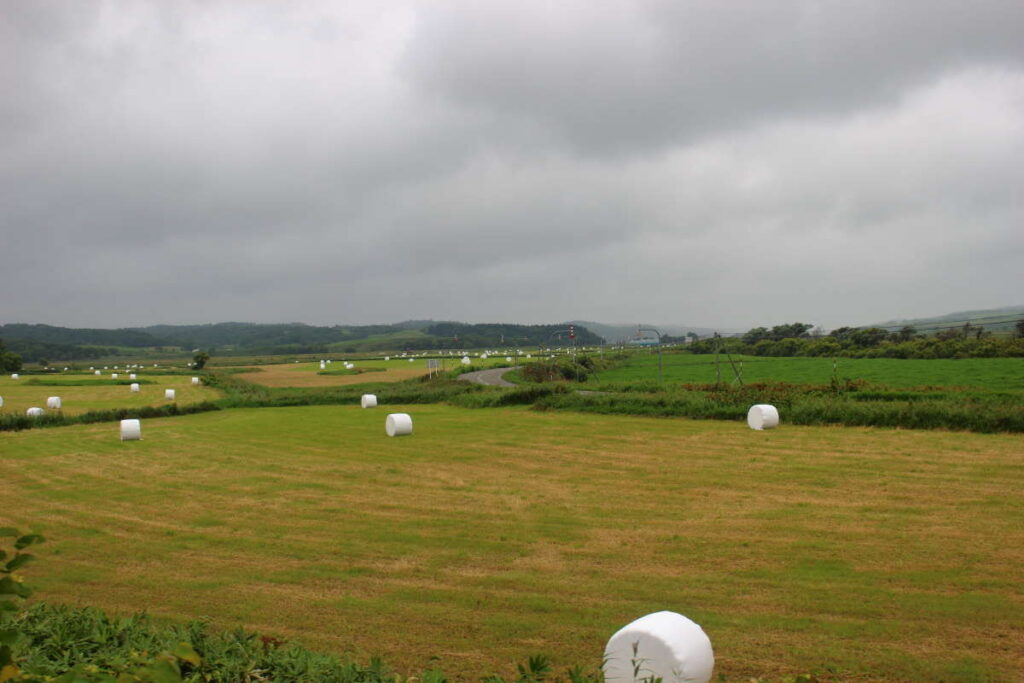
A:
2,1,1022,331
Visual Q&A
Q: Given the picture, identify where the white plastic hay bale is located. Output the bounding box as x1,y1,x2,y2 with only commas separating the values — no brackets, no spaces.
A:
747,404,780,430
0,396,4,408
165,389,176,401
129,373,137,380
345,363,355,369
526,354,531,358
111,373,118,379
10,373,18,380
120,419,142,441
89,366,95,370
385,413,413,437
27,407,44,417
603,611,714,683
130,383,140,393
46,396,61,410
361,394,378,408
320,362,326,369
505,356,512,362
94,370,101,375
408,358,414,363
191,377,200,385
384,356,390,361
461,356,471,365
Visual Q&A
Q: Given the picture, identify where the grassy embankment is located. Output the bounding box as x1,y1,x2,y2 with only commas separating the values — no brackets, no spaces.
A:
2,405,1022,680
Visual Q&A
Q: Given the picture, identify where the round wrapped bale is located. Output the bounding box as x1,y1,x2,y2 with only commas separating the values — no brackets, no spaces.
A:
46,396,61,410
129,373,137,380
191,377,200,385
27,407,44,417
0,396,4,408
165,389,176,401
506,356,512,362
111,373,118,379
747,404,780,430
94,370,101,375
361,394,378,409
461,356,471,365
408,358,414,363
385,413,413,437
603,611,714,683
384,356,390,361
11,373,19,380
130,383,140,393
120,419,142,441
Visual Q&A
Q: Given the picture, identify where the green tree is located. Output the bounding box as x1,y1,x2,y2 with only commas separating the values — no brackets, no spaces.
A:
0,339,23,372
192,351,210,370
741,327,770,344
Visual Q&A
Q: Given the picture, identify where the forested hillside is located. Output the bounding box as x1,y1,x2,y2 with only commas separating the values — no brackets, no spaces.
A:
0,321,604,361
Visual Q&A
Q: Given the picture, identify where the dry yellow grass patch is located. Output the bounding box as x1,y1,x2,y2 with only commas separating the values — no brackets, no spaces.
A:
235,363,427,387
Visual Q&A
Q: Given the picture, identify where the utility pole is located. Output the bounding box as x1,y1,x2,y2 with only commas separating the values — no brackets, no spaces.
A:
636,325,663,384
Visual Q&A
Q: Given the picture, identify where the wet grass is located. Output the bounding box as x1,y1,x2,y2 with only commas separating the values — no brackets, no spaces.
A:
597,353,1024,390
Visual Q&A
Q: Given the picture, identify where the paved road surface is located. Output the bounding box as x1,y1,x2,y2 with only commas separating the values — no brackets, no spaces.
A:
458,367,516,387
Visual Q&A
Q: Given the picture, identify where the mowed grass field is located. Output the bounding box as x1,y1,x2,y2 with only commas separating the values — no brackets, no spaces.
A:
238,356,522,388
0,374,220,416
595,353,1024,390
2,404,1022,680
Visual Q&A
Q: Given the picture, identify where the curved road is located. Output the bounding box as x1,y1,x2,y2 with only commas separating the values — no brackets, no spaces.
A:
458,366,516,387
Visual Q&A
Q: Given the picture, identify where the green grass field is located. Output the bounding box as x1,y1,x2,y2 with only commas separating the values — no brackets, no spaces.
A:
593,353,1024,390
3,404,1022,680
0,373,219,416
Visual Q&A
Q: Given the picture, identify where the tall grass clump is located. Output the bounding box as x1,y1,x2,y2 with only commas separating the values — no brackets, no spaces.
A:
0,402,221,433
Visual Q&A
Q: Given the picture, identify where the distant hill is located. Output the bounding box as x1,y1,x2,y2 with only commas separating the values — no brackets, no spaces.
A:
570,320,726,344
865,305,1024,335
0,320,605,361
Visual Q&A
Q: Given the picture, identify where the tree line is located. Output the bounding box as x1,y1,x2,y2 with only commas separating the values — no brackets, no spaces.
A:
687,321,1024,358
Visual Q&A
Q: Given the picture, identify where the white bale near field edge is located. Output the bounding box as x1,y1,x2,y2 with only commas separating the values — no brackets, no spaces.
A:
130,383,140,393
747,404,780,430
506,356,513,362
129,373,136,380
603,611,714,683
384,356,390,361
120,419,142,441
165,389,176,400
191,377,200,385
385,413,413,437
0,396,4,408
111,373,118,379
10,374,18,380
27,407,44,417
409,358,414,363
94,370,101,375
461,356,471,365
361,394,378,408
46,396,61,410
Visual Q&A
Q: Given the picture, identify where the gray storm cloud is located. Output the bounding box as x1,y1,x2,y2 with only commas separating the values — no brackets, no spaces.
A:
1,0,1021,329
